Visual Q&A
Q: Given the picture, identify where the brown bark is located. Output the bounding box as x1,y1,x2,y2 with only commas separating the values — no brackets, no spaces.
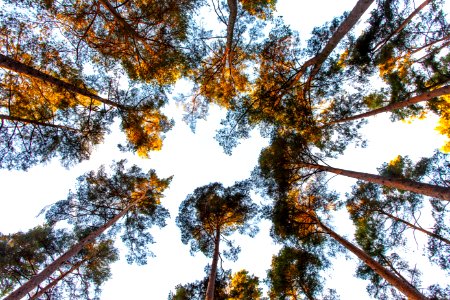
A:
29,259,85,300
378,210,450,245
325,85,450,125
98,0,141,38
298,162,450,201
373,0,432,52
318,221,428,300
4,193,146,300
0,54,123,108
293,0,374,83
224,0,238,68
0,114,79,131
205,226,221,300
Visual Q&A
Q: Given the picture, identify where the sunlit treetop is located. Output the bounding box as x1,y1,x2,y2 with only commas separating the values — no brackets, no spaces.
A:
44,160,171,265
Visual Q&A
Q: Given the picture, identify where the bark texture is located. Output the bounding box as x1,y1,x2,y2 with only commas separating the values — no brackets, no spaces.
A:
326,85,450,125
299,162,450,201
0,54,122,108
205,227,221,300
318,221,428,300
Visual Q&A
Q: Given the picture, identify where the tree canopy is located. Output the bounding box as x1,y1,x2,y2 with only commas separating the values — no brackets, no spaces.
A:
1,0,450,299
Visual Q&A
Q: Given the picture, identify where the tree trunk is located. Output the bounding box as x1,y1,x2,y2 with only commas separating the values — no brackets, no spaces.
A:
318,221,428,300
205,226,221,300
379,210,450,245
299,162,450,201
294,0,374,82
4,194,144,300
373,0,432,52
224,0,238,68
98,0,140,37
0,54,123,108
29,259,85,300
325,85,450,125
0,114,79,131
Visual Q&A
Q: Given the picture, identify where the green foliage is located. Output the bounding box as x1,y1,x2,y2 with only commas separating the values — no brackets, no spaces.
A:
176,181,258,259
0,225,118,299
44,160,171,265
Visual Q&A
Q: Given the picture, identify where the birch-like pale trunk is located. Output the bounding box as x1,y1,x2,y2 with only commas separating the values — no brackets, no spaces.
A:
318,221,428,300
325,85,450,125
4,193,146,300
205,226,221,300
298,162,450,201
0,54,123,108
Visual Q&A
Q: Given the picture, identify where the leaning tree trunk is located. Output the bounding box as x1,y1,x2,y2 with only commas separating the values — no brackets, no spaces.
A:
372,0,432,52
298,162,450,201
224,0,238,68
378,210,450,245
0,54,123,108
29,259,85,300
295,0,374,82
4,194,145,300
325,85,450,125
318,221,428,300
205,226,221,300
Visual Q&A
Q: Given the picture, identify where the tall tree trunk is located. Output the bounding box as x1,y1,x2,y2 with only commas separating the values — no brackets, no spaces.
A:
29,259,85,300
318,221,428,300
4,194,145,300
373,0,432,52
294,0,374,83
224,0,238,68
205,226,221,300
0,54,124,109
298,162,450,201
378,210,450,245
325,85,450,125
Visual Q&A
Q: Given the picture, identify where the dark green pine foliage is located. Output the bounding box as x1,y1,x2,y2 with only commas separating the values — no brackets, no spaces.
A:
176,181,258,299
266,246,339,300
168,269,231,300
0,225,118,299
45,160,171,265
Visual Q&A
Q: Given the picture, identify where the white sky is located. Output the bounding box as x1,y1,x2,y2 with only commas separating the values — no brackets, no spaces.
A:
1,0,450,299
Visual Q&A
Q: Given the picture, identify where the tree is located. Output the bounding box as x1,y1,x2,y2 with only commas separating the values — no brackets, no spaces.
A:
0,225,118,299
176,181,258,300
227,269,262,300
256,131,450,201
5,160,170,300
12,0,202,84
264,174,428,300
266,246,335,300
0,11,172,169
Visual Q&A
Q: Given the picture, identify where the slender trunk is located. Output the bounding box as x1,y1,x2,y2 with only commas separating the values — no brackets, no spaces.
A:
373,0,432,52
4,194,144,300
318,221,428,300
0,114,79,131
379,210,450,245
299,162,450,201
205,226,221,300
325,85,450,125
29,259,85,300
294,0,374,83
224,0,238,68
0,54,123,108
